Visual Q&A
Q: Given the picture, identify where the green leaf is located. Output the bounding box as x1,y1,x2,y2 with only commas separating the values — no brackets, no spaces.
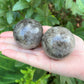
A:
0,71,23,84
35,15,44,22
0,28,5,31
0,18,5,23
0,9,6,17
0,78,15,84
32,0,41,8
65,1,84,15
75,27,84,32
25,8,33,18
26,0,31,2
66,21,74,32
0,0,7,4
15,61,25,67
76,0,84,13
12,1,29,11
36,8,44,16
0,52,23,83
53,0,65,10
13,12,20,20
81,0,84,4
6,11,14,24
53,79,59,84
0,0,5,3
65,0,73,9
0,17,7,26
33,69,46,81
70,78,76,84
60,76,73,84
48,15,60,25
0,52,15,71
0,69,23,80
43,3,50,17
76,78,84,84
71,3,79,15
81,21,84,27
74,27,84,40
42,17,50,25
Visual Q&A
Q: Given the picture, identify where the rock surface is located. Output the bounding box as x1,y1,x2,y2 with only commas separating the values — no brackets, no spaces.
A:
42,26,75,59
13,19,43,49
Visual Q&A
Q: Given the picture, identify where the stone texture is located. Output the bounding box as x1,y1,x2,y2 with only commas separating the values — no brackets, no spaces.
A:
42,26,75,59
13,19,43,49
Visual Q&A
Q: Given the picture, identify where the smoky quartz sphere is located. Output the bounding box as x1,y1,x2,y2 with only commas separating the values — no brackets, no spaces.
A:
42,26,75,59
13,19,43,49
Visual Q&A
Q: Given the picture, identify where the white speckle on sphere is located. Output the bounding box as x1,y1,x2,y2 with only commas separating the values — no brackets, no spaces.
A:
42,26,75,59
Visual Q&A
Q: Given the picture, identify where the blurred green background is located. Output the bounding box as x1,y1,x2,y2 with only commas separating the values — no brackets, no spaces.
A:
0,0,84,84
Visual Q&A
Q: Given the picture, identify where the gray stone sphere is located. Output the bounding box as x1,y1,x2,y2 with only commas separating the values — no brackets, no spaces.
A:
13,19,43,49
42,26,75,59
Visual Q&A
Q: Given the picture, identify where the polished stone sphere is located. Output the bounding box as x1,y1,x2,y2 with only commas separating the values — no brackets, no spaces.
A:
13,19,43,49
42,26,75,59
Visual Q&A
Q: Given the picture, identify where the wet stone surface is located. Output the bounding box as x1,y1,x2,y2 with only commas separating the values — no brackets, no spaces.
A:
13,19,43,49
42,26,75,59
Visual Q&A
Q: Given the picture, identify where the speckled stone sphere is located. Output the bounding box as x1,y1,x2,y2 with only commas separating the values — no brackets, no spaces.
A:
42,26,75,59
13,19,43,49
